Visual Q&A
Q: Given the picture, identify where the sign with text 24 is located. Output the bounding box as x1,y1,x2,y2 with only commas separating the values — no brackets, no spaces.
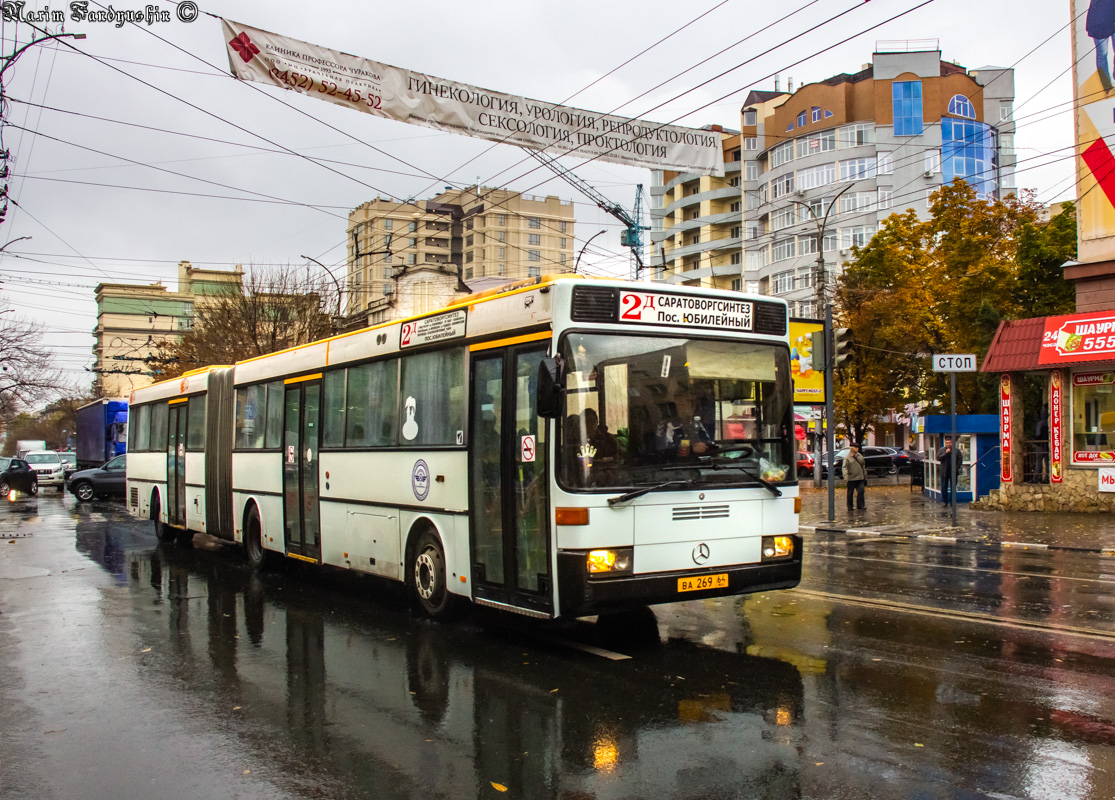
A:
618,291,753,332
1039,311,1115,364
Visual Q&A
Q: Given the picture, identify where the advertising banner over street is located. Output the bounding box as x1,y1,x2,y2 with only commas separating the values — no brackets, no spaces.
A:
1071,0,1115,258
220,19,724,176
1039,310,1115,364
789,320,824,404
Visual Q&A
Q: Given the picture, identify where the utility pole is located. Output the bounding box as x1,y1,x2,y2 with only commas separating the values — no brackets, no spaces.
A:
791,182,854,517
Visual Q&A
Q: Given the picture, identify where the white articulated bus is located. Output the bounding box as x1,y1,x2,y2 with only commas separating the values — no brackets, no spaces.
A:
128,276,802,620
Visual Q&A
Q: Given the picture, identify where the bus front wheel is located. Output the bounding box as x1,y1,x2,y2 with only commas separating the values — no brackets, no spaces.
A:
410,530,462,620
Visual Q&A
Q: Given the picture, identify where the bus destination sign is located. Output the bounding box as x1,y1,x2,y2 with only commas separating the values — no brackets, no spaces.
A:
400,309,467,349
618,291,753,332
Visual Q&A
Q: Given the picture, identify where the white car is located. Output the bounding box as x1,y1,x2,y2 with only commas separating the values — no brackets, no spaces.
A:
24,451,65,492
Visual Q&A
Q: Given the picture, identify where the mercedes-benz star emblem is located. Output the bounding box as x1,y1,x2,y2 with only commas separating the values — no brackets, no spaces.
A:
692,543,710,565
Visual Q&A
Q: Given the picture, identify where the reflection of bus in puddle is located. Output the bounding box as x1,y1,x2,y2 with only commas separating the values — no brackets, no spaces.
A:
79,518,804,798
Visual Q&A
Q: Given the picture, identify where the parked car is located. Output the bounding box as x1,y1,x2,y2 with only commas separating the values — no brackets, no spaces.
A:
889,449,925,473
59,452,78,482
68,454,127,502
0,457,39,497
24,450,66,492
796,451,815,478
824,446,899,478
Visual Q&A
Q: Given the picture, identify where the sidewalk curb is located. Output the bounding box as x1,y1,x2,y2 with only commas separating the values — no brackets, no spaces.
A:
799,524,1115,556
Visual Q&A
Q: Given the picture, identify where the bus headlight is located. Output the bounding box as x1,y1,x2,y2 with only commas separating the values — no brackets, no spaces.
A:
587,548,633,575
761,536,794,561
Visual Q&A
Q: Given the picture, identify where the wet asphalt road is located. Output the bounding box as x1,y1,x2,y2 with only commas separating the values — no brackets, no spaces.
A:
3,496,1115,799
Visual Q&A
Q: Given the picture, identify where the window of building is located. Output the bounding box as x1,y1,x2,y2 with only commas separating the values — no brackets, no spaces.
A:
839,158,875,182
466,252,474,263
465,267,474,279
745,162,759,181
798,299,816,317
823,230,837,252
811,106,822,123
730,225,742,239
731,277,743,291
560,254,567,265
465,219,474,231
772,270,795,293
559,237,567,249
837,123,874,148
786,122,794,133
529,250,540,262
497,263,505,275
497,247,506,259
729,149,741,162
382,266,392,279
840,226,873,249
731,253,743,266
772,238,796,262
948,94,975,119
407,253,417,265
772,206,796,231
806,197,830,219
798,235,818,256
559,221,567,233
796,162,836,190
942,118,998,199
892,81,924,136
1001,166,1016,190
925,149,941,173
729,176,741,187
744,137,758,150
528,233,541,245
743,109,757,126
466,235,474,247
746,224,760,240
770,173,795,199
496,231,505,243
528,265,541,277
746,247,769,269
528,217,541,229
383,218,393,230
878,189,893,210
999,133,1014,153
797,129,836,158
797,111,807,128
758,182,768,205
1000,101,1013,122
876,151,893,175
730,201,742,212
771,141,795,168
840,192,874,214
745,191,760,211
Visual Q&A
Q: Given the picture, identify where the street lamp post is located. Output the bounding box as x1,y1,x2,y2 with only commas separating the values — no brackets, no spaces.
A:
301,255,346,322
574,230,607,274
791,182,854,521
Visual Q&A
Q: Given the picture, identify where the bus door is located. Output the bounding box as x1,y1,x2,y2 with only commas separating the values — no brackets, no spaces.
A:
282,377,322,562
167,400,187,527
469,343,552,617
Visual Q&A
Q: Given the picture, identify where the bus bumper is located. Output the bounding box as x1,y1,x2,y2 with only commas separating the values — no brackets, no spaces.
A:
557,535,803,618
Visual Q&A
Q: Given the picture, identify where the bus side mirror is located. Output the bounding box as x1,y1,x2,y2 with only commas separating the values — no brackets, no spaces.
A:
536,354,566,419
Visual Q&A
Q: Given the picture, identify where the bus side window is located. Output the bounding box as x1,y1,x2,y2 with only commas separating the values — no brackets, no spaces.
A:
265,381,284,448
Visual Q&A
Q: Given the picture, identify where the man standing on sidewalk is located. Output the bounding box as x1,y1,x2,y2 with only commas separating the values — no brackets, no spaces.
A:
845,443,868,511
938,435,955,506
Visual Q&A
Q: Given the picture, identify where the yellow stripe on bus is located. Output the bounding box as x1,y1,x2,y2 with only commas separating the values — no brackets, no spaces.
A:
286,552,318,564
469,331,552,352
284,373,323,384
168,398,188,405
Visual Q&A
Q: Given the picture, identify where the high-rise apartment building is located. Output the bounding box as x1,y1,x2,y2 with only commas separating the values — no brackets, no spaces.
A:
648,125,743,289
743,46,1015,316
346,185,576,321
92,261,242,396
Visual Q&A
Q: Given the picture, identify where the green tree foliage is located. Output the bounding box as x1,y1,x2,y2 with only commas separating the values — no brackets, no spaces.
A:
834,182,1076,433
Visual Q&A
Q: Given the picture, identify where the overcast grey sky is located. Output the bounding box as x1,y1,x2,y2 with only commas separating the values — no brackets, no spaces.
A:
0,0,1076,388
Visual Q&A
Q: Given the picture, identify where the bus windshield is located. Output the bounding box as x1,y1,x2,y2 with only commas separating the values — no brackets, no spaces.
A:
558,333,794,491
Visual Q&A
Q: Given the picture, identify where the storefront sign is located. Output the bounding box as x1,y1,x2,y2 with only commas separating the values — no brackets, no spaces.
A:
1100,468,1115,492
220,20,724,176
1000,374,1012,483
1050,370,1063,483
1073,371,1115,386
1039,311,1115,364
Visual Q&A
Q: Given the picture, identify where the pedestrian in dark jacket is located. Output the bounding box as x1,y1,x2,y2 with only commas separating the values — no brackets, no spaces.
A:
937,435,955,505
844,444,868,510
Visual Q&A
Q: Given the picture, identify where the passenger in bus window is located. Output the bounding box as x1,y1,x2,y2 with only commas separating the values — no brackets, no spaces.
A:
584,408,618,459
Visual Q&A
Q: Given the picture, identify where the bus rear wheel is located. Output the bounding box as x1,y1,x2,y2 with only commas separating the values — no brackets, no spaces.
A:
245,510,268,572
152,495,176,543
411,531,462,621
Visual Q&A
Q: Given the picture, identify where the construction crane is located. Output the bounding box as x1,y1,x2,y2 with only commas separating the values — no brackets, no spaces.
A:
527,150,649,278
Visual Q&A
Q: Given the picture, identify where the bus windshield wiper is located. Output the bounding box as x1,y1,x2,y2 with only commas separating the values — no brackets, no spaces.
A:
708,462,783,497
608,480,694,506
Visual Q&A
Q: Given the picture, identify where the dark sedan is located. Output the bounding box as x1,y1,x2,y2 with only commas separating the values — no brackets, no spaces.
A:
825,447,899,478
0,457,39,497
889,449,925,473
68,455,127,502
